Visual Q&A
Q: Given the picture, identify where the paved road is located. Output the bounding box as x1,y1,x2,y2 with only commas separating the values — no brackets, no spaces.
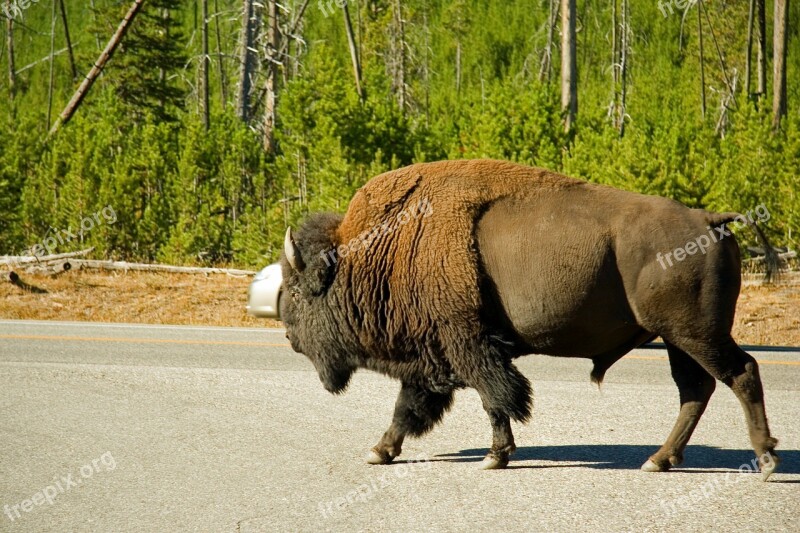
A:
1,320,798,532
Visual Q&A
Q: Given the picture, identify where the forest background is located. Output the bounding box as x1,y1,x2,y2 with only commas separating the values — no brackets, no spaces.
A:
0,0,797,268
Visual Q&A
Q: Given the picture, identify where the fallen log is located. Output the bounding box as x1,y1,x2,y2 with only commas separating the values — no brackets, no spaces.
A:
742,250,796,263
69,259,256,276
0,247,94,266
21,261,73,276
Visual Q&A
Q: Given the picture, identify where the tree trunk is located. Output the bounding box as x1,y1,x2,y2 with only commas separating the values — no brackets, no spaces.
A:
756,0,767,97
745,0,755,97
263,0,278,153
560,0,577,132
702,1,735,101
611,0,618,85
48,0,146,137
213,0,227,108
201,0,210,130
422,8,430,123
277,0,310,58
236,0,255,122
342,3,363,101
281,0,310,81
539,0,557,83
58,0,77,81
47,0,58,132
6,1,15,102
698,1,706,119
772,0,788,132
618,0,628,138
392,0,406,112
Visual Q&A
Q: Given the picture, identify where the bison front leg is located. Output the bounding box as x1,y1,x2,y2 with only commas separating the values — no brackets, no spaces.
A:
455,354,532,470
479,409,516,469
367,382,454,465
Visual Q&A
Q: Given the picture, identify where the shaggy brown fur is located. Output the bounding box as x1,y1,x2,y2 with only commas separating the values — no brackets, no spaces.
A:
281,159,779,476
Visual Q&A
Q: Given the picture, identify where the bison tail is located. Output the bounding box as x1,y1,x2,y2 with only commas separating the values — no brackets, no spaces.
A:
706,212,779,283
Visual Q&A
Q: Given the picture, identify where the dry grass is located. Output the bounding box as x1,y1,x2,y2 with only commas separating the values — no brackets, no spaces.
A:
0,269,281,328
1,269,797,346
733,285,800,346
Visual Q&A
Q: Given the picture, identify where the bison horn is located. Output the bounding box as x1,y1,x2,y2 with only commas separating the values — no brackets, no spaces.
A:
284,227,304,272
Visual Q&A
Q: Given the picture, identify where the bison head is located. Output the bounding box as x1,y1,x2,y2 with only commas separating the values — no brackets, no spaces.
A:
281,213,358,394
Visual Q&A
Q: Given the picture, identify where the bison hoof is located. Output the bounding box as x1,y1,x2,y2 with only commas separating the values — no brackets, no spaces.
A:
366,449,394,465
480,453,509,470
640,459,671,473
760,454,780,482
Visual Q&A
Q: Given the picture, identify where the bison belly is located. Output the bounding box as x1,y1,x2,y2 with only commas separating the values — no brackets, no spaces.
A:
476,194,647,357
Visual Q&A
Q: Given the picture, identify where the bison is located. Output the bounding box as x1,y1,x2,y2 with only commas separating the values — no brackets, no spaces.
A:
281,159,780,479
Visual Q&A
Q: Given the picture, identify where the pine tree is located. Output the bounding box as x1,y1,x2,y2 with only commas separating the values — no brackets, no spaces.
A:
103,0,189,123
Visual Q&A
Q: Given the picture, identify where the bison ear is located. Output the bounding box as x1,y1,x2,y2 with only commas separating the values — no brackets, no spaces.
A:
284,227,305,272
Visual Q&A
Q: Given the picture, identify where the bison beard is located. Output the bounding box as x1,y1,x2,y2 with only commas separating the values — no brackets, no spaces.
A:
280,159,780,478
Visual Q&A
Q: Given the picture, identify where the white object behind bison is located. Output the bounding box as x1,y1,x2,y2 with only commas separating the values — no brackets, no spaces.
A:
281,159,780,479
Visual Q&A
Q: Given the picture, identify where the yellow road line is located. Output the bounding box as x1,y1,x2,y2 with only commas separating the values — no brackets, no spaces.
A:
625,354,800,366
0,334,289,348
2,335,799,366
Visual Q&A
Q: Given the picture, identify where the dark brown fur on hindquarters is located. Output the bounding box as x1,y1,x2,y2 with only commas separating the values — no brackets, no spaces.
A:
280,159,779,477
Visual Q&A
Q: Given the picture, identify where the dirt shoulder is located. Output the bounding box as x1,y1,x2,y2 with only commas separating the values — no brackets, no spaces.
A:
1,270,797,346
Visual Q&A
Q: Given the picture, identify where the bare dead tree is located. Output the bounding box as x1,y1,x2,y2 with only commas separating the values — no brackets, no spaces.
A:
618,0,629,137
48,0,146,137
701,0,735,108
561,0,577,132
756,0,767,97
280,0,311,81
390,0,407,112
47,0,58,131
772,0,788,132
342,2,363,101
611,0,618,84
698,0,706,119
715,69,738,138
539,0,557,83
608,0,629,136
213,0,227,108
5,1,15,102
15,47,69,75
745,0,755,96
422,8,430,123
58,0,77,81
263,0,278,153
277,0,310,58
236,0,256,122
200,0,210,129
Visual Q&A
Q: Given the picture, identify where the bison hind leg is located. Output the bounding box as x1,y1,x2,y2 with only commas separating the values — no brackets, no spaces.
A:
642,341,717,473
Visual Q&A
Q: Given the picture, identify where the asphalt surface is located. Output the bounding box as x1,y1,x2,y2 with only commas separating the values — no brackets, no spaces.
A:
1,320,798,532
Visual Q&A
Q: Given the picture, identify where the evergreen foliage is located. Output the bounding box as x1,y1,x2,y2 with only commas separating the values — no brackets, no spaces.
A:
1,0,798,266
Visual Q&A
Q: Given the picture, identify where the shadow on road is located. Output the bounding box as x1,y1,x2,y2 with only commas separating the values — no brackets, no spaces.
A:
436,444,800,474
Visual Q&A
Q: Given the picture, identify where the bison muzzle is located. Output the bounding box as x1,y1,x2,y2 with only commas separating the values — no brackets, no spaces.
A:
280,159,780,479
